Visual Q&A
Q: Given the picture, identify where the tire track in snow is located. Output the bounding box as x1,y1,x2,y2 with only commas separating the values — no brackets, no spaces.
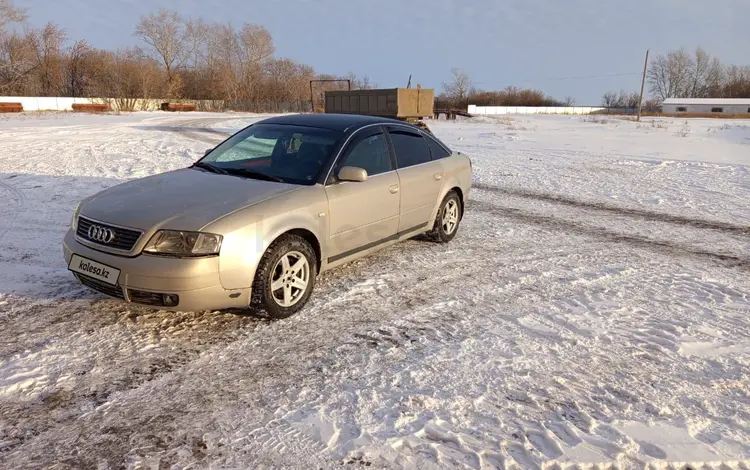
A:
1,115,258,457
5,119,750,468
473,182,750,236
150,117,235,145
0,178,26,243
0,304,265,458
1,115,265,462
468,199,750,271
4,215,749,468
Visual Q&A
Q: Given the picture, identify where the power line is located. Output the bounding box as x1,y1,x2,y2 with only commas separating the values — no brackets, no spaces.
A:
511,72,641,84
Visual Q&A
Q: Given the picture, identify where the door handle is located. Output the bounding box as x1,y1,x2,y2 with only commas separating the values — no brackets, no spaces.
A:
389,184,399,194
434,173,443,181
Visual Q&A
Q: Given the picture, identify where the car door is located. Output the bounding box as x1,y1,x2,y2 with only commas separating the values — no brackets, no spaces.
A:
386,125,445,234
324,127,400,262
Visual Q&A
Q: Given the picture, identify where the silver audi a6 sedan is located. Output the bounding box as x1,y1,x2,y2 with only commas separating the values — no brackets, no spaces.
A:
63,114,472,318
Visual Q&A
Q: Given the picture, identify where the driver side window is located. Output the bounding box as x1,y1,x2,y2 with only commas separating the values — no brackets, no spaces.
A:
336,132,392,178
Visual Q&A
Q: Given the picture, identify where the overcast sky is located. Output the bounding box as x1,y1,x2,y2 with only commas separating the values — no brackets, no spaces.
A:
16,0,750,104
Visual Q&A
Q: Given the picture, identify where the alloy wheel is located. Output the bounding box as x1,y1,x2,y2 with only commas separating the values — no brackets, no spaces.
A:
442,199,459,235
270,251,310,307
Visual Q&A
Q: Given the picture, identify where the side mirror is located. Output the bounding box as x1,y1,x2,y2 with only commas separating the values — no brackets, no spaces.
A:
337,166,368,182
204,148,213,156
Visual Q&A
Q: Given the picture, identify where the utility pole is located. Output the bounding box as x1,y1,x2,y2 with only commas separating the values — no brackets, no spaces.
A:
637,49,650,122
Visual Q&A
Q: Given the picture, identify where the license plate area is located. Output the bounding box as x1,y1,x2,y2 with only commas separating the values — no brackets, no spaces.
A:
68,254,121,286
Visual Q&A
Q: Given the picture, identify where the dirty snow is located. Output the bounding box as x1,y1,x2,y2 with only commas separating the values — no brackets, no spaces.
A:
0,111,749,469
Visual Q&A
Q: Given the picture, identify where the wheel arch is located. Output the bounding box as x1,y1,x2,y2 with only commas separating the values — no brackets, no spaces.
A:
450,186,465,215
429,184,465,226
284,228,322,274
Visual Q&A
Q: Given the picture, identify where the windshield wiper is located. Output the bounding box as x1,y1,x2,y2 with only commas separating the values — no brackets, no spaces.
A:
191,161,228,174
223,168,285,183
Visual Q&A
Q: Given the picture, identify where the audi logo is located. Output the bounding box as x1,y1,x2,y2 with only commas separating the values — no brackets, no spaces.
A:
87,225,116,244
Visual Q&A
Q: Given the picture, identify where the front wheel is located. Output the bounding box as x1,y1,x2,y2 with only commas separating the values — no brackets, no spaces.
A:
426,191,462,243
250,234,317,319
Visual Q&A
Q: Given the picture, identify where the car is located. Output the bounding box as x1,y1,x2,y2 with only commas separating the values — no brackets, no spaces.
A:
62,113,472,318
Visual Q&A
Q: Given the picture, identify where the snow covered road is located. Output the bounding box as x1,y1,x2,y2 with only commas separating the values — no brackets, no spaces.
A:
1,112,749,469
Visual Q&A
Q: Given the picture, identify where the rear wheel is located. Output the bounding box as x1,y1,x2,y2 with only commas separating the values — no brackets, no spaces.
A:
426,191,462,243
251,234,317,319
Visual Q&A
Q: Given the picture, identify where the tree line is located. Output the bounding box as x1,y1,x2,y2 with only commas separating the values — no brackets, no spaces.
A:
438,68,575,109
0,2,373,111
5,0,748,112
441,47,750,110
601,47,750,107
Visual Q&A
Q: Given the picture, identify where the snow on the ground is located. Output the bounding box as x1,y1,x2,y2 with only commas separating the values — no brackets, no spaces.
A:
0,112,749,469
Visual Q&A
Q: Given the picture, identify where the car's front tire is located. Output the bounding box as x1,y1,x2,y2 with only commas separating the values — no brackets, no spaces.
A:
251,234,317,319
426,190,462,243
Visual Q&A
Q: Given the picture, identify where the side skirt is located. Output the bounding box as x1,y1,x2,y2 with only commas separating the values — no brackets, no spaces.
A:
327,222,428,264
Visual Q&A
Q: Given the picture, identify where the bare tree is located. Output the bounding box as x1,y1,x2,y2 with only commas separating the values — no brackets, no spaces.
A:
648,48,695,100
238,24,274,65
63,39,91,96
0,31,35,93
467,86,564,107
720,65,750,98
359,74,374,89
208,23,240,101
345,72,375,90
236,23,274,102
563,96,575,106
27,22,67,95
441,67,472,105
602,91,619,107
0,0,26,32
687,47,723,98
185,18,208,69
0,0,29,92
134,8,191,97
624,91,640,108
602,90,640,108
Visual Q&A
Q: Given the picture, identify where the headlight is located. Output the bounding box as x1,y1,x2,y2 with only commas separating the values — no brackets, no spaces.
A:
143,230,223,257
71,202,82,231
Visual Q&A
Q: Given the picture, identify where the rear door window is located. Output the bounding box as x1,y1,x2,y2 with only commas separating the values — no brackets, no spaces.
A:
387,128,432,168
424,134,452,160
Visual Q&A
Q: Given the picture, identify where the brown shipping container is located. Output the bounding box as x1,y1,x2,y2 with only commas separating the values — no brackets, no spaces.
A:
324,88,434,118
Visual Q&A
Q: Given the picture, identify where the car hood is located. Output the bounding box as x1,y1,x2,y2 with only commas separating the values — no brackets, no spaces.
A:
80,168,302,231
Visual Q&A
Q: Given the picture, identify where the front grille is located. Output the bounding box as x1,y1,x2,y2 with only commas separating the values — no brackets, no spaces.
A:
76,216,143,251
76,273,125,299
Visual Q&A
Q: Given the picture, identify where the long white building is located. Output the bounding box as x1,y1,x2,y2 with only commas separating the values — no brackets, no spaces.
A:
661,98,750,114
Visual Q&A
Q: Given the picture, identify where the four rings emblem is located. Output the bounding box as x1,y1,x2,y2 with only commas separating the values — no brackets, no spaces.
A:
87,225,116,244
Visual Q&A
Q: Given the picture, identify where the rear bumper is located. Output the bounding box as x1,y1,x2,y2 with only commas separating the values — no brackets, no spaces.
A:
63,229,250,311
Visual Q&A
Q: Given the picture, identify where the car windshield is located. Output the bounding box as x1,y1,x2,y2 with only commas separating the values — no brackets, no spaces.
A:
198,123,343,185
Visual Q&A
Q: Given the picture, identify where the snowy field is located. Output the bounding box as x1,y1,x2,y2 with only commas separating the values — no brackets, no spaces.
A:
0,111,749,469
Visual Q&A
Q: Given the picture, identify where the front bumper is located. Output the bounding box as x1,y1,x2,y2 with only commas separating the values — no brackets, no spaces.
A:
63,229,250,311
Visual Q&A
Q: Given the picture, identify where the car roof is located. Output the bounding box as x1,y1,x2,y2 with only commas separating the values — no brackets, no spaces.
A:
256,113,413,132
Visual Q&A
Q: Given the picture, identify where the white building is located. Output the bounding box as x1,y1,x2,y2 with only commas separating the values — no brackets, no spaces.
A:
661,98,750,114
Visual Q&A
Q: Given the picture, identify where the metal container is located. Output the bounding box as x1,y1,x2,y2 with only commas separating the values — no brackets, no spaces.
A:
324,88,434,119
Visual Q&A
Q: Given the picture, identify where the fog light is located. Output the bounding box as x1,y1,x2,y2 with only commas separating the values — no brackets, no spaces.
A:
163,294,179,307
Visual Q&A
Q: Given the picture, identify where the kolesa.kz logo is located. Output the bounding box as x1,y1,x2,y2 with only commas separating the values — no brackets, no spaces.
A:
79,260,111,279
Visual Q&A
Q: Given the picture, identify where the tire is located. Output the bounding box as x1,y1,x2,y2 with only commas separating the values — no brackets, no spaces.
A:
250,234,317,319
426,191,463,243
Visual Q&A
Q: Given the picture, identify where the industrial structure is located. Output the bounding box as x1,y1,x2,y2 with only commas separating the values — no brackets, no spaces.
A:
324,86,436,132
661,98,750,115
324,87,434,118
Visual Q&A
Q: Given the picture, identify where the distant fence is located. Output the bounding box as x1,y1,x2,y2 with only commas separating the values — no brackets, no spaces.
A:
468,105,607,115
0,96,311,113
467,105,662,116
